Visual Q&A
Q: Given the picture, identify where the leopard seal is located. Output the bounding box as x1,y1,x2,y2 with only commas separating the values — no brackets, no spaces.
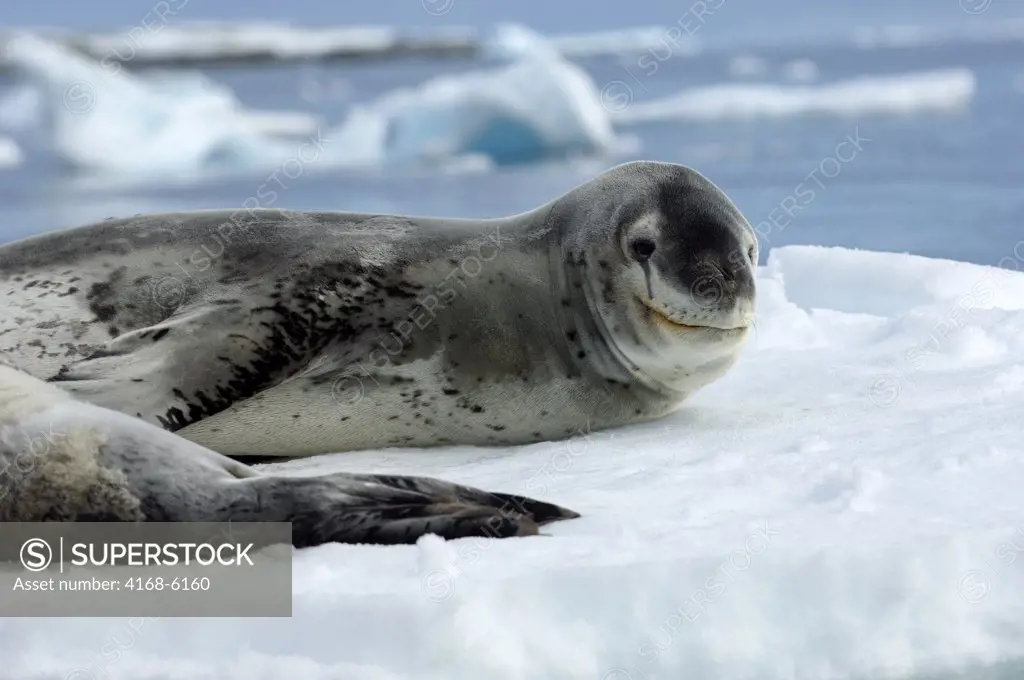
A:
0,359,578,545
0,160,757,458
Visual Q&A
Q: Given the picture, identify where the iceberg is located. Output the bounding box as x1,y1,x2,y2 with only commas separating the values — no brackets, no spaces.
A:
329,28,619,167
614,68,976,123
3,34,321,176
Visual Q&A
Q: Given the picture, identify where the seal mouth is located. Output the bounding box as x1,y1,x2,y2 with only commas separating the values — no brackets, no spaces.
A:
638,298,750,334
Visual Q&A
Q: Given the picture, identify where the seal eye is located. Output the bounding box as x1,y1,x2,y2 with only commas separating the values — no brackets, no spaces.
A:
748,245,756,263
630,238,656,262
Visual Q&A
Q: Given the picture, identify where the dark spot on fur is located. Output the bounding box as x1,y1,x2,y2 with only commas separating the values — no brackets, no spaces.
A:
85,272,126,323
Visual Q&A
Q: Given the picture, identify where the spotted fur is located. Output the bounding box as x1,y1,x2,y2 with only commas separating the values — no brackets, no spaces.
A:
0,364,578,544
0,161,757,457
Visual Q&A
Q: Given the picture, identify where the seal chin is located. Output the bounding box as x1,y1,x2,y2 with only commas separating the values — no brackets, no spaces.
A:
637,298,751,336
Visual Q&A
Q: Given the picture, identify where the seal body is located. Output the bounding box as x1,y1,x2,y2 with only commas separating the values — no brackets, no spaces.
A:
0,362,578,545
0,161,757,457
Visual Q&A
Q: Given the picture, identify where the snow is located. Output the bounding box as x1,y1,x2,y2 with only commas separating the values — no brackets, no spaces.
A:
2,34,322,176
614,68,976,123
4,244,1024,679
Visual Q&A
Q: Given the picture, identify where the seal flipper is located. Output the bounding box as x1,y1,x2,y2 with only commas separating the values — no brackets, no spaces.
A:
50,300,315,433
470,490,579,525
341,474,582,526
241,473,579,547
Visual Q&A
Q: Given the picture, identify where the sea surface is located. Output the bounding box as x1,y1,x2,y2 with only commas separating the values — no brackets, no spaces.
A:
1,0,1023,268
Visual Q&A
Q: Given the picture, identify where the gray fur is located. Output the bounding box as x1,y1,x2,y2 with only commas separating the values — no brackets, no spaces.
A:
0,364,578,545
0,161,757,457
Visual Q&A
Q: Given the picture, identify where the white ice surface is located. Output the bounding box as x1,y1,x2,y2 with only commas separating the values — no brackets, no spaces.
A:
614,68,975,123
3,245,1024,680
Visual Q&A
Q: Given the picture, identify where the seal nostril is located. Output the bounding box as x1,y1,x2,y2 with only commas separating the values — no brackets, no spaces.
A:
694,257,732,282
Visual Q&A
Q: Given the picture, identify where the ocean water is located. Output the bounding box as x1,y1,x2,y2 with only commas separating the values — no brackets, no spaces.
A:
1,0,1023,267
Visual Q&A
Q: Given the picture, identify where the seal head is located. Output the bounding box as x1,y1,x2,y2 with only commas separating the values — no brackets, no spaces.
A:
552,160,757,396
